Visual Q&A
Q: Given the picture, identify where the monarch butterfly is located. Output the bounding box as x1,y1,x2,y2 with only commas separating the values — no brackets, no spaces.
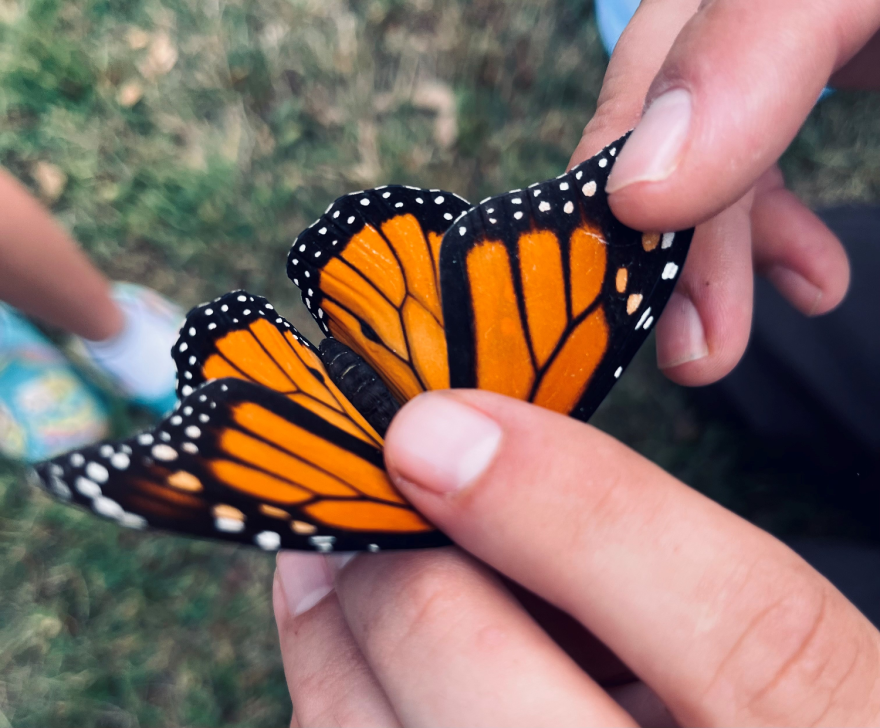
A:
32,133,693,552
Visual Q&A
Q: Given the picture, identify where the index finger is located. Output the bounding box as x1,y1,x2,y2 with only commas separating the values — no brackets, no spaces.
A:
384,391,880,725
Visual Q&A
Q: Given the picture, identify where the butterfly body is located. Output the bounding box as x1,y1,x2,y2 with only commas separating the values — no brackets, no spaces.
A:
34,134,694,552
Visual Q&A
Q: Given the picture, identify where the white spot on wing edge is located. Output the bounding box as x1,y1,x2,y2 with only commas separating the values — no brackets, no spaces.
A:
110,452,130,470
93,496,124,519
635,307,653,330
216,517,245,533
662,262,679,280
256,531,281,550
310,535,336,553
151,444,178,461
661,232,675,249
614,366,623,378
85,462,109,484
75,477,101,498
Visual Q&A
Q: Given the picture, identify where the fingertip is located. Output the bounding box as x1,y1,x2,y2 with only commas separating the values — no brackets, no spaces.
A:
276,551,335,618
655,291,709,371
656,297,750,387
384,392,503,497
752,185,852,317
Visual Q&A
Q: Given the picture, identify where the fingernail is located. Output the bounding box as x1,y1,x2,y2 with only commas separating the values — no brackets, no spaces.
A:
326,552,358,578
656,291,709,369
276,551,334,616
386,394,502,494
607,88,692,194
765,265,823,316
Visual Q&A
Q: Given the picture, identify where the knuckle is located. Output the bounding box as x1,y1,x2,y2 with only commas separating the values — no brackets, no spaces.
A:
705,563,876,723
366,552,471,663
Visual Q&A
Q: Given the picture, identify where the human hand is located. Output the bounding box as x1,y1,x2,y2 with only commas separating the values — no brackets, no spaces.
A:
274,391,880,726
573,0,880,386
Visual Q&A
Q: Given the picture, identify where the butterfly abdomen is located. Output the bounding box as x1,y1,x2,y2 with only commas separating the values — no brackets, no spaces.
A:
319,338,401,437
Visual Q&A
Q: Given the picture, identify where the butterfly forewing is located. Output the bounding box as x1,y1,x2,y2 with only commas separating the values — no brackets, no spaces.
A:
288,186,471,404
33,379,449,552
440,132,694,421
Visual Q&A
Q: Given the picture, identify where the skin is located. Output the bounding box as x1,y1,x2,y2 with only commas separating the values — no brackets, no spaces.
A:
0,169,123,341
274,2,880,724
570,0,877,386
276,391,880,726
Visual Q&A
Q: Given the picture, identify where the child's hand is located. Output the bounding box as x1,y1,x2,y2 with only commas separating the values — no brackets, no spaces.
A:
574,0,871,387
274,391,880,726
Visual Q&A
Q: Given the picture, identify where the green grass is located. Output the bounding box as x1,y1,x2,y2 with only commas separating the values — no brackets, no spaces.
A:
1,0,879,724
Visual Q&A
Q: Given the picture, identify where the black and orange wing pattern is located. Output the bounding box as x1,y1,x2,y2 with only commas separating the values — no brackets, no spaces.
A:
288,186,471,403
32,292,448,551
32,134,694,553
172,290,385,442
439,133,693,421
33,378,447,552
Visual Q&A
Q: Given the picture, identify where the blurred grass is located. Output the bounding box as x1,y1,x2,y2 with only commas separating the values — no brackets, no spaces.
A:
0,0,879,724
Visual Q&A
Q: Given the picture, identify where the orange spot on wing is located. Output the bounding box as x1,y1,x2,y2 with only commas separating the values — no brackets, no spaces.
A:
214,330,294,391
532,307,608,414
260,504,291,519
320,259,408,357
303,500,433,532
210,458,313,504
218,428,357,497
626,293,643,315
291,520,317,534
231,403,405,504
517,230,568,368
341,224,406,306
402,297,449,390
642,232,660,251
569,225,607,318
382,214,443,321
467,241,534,399
167,471,203,492
615,267,628,293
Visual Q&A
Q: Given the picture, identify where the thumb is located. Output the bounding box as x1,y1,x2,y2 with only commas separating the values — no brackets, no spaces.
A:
606,0,880,231
570,0,702,166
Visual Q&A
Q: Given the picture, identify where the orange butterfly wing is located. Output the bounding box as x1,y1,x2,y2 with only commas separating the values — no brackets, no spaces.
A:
288,187,471,403
33,291,448,552
439,133,693,420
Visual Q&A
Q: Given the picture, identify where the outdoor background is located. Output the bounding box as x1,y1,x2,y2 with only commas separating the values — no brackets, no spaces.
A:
1,0,879,725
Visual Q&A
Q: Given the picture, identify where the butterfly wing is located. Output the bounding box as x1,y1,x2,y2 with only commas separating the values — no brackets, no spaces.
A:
440,133,694,421
33,378,448,552
172,290,385,442
288,186,471,403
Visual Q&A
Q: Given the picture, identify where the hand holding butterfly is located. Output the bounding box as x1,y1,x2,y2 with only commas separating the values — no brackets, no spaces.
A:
274,391,880,726
571,0,880,386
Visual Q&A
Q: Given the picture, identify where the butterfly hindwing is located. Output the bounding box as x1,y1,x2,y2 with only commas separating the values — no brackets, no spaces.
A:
172,290,385,442
33,378,449,552
288,186,471,404
440,133,694,421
